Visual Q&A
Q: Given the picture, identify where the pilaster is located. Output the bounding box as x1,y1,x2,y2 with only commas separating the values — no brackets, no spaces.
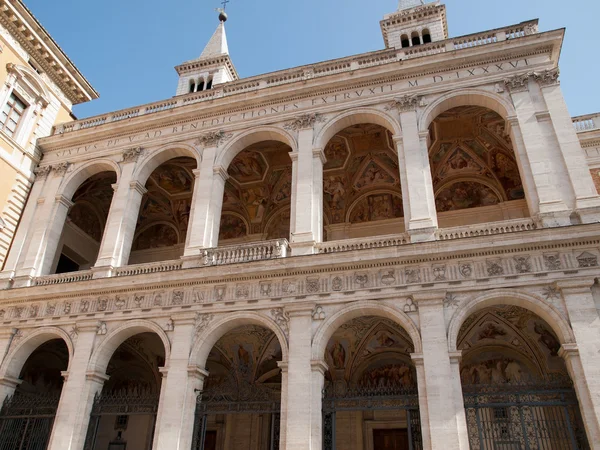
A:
0,327,18,403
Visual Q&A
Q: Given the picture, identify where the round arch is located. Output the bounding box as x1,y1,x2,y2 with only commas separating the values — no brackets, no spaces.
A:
314,108,402,150
190,311,289,369
87,320,171,374
133,221,181,244
345,189,404,223
215,127,297,170
418,88,516,133
134,143,201,186
0,327,74,380
59,159,121,200
434,177,507,202
447,289,576,353
312,300,422,361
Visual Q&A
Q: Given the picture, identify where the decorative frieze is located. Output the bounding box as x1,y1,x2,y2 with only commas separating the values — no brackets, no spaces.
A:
195,130,233,147
283,113,325,131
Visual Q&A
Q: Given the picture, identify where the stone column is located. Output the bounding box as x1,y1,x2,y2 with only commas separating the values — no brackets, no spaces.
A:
504,74,572,227
448,351,469,450
182,145,218,258
414,292,466,450
557,279,600,443
288,117,323,255
13,164,72,287
282,305,313,449
277,362,288,450
310,360,328,450
0,167,47,288
0,328,18,404
93,150,146,276
154,313,203,450
394,98,437,242
534,69,600,223
411,354,432,450
47,322,105,450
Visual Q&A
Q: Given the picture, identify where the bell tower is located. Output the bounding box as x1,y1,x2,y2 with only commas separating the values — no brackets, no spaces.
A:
175,10,239,96
381,0,448,50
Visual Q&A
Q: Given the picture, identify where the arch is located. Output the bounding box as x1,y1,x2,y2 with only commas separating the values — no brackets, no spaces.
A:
263,205,291,239
447,289,576,353
401,34,410,48
422,29,432,44
314,108,402,150
345,189,404,223
87,319,171,374
133,221,181,244
59,159,121,200
434,177,507,202
0,327,74,380
216,126,297,170
134,142,201,186
190,311,289,369
312,300,422,361
419,88,516,133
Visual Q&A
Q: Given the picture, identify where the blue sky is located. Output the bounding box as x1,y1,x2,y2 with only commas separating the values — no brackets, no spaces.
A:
24,0,598,119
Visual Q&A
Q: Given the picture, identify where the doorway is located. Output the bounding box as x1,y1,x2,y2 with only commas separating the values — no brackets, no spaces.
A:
373,429,409,450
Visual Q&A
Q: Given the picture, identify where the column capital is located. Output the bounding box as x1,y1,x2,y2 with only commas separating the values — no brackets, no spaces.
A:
533,67,560,88
61,370,69,382
312,148,326,165
391,134,403,144
213,165,229,181
187,364,209,381
0,328,17,339
192,168,202,178
288,151,299,163
54,195,74,209
556,279,595,294
558,343,579,360
418,130,429,140
277,361,289,373
410,352,424,366
284,303,315,317
0,376,22,389
504,72,533,93
129,180,148,196
85,370,110,384
283,113,324,132
158,367,168,378
448,351,462,364
413,291,446,306
77,320,104,333
171,311,198,326
311,359,329,375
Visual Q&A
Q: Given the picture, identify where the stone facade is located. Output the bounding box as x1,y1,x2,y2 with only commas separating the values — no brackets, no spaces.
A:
0,1,598,450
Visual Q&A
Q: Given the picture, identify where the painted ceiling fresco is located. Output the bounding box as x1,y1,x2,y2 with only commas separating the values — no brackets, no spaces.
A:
325,316,416,389
104,333,166,394
219,141,292,242
205,325,283,394
428,106,525,213
18,339,69,395
458,305,568,385
323,124,403,226
68,172,117,242
132,157,196,251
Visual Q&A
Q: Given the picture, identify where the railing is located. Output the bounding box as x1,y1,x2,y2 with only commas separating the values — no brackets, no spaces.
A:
316,233,409,254
33,270,94,286
201,239,289,266
435,218,537,241
49,20,538,136
573,113,599,132
114,259,183,277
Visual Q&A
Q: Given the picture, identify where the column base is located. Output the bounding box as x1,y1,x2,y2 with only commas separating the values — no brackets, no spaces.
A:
289,240,317,256
0,270,14,290
408,227,436,243
575,204,600,224
12,268,36,288
91,265,114,279
535,210,572,228
181,254,203,269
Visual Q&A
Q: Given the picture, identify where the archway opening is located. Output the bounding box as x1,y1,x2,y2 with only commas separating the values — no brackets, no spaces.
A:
192,325,283,450
129,156,197,264
218,141,292,245
53,171,117,274
85,332,165,450
322,316,422,450
0,339,69,450
428,106,528,228
458,305,589,449
323,124,403,241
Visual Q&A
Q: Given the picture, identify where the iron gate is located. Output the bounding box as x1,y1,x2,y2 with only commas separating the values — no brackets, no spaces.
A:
192,382,281,450
0,391,60,450
83,390,160,450
322,384,423,450
463,383,590,450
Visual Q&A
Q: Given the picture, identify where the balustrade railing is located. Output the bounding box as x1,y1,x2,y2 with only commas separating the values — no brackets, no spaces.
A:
573,113,599,132
200,239,289,266
435,218,536,240
114,259,183,277
316,233,409,254
50,20,538,136
33,270,94,286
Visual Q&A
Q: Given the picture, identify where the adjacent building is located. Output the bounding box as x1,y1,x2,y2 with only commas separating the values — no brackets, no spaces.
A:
0,1,599,449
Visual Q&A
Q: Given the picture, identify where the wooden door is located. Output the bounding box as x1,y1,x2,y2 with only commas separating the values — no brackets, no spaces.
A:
203,430,217,450
372,428,409,450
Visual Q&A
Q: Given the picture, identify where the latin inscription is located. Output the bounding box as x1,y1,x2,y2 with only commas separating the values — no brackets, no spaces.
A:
53,59,529,159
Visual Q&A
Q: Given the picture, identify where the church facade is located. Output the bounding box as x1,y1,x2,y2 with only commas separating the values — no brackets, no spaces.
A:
0,1,599,449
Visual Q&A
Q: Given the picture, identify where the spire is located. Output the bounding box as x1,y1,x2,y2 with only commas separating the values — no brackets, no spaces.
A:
398,0,425,10
200,19,229,59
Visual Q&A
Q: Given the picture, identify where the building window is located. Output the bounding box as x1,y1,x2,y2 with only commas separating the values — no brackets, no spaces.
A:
422,29,432,43
197,80,205,91
206,76,213,90
0,93,26,138
401,34,410,48
411,31,421,46
189,80,196,93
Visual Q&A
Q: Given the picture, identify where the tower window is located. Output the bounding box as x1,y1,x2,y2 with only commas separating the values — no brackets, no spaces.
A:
189,80,196,93
401,34,410,48
422,28,432,43
197,80,205,92
411,31,421,46
206,77,213,90
0,93,26,138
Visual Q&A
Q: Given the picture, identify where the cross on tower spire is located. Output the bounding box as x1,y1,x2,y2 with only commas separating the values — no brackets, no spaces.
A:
220,0,229,10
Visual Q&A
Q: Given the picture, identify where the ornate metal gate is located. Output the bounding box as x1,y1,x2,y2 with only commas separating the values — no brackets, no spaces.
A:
192,381,281,450
322,384,423,450
463,383,590,450
83,390,160,450
0,392,60,450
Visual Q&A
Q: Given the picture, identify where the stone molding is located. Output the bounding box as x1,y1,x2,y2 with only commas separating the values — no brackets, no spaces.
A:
283,113,325,132
195,130,233,148
385,94,423,112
